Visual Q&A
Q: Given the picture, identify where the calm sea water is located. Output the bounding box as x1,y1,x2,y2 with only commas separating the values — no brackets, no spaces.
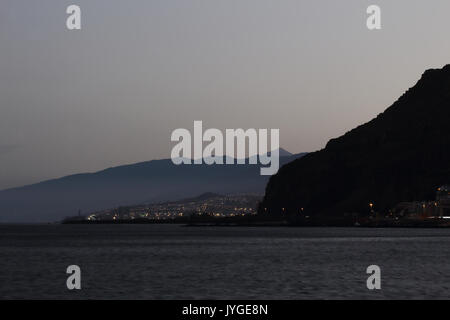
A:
1,224,450,299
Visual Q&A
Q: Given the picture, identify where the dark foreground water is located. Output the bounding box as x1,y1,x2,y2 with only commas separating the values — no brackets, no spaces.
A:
1,224,450,299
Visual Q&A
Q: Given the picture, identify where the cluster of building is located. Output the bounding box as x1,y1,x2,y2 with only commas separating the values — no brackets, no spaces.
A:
84,193,261,221
392,185,450,219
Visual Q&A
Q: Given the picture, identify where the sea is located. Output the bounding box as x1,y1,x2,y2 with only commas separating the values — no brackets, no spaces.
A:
1,224,450,299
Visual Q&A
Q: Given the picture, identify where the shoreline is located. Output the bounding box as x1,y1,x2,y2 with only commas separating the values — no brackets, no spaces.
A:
61,218,450,228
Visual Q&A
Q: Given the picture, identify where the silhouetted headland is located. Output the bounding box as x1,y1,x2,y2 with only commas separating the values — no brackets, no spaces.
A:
259,65,450,224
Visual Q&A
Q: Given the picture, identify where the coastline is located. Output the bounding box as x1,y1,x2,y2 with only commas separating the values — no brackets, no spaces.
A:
61,216,450,228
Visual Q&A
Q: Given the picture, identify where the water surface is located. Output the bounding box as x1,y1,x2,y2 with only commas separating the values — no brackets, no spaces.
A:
1,224,449,299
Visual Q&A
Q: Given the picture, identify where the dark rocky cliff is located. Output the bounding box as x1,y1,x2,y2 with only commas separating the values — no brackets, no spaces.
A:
259,65,450,217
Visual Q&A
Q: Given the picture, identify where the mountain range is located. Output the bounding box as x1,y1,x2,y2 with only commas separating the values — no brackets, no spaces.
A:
0,148,305,222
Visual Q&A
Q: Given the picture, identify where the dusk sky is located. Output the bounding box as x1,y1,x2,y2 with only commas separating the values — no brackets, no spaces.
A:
1,0,450,189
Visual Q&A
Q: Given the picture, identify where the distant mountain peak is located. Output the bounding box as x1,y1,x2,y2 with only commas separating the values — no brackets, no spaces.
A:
277,148,293,157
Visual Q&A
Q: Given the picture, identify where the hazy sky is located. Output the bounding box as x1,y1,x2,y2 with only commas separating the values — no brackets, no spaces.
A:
1,0,450,189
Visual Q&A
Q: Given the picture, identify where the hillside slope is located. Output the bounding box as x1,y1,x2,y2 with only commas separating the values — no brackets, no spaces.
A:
259,65,450,216
0,151,305,222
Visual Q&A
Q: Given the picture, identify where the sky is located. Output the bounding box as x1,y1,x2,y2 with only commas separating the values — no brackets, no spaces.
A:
1,0,450,189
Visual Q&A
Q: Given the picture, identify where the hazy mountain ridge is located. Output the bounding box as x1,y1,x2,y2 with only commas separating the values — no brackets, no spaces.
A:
0,150,305,222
